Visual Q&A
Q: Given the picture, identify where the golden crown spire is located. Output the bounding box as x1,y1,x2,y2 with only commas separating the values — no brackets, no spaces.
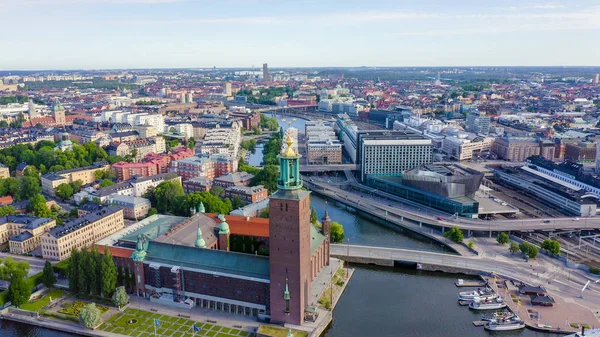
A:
281,134,297,157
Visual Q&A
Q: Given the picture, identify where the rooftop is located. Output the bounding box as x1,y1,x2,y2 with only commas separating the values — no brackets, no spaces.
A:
145,241,270,280
48,205,122,239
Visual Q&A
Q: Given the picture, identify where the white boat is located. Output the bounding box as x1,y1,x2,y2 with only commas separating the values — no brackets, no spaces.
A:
481,311,514,321
458,288,493,300
566,328,600,337
459,294,497,302
485,318,526,331
469,297,507,310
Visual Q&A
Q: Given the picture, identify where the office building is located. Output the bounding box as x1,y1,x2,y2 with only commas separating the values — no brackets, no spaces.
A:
565,142,596,162
366,164,483,217
594,74,600,85
491,137,541,162
466,111,490,135
224,82,232,96
305,121,342,165
41,205,124,261
357,130,433,181
262,63,271,82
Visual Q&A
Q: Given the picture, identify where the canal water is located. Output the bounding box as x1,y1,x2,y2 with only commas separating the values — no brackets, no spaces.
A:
1,114,560,337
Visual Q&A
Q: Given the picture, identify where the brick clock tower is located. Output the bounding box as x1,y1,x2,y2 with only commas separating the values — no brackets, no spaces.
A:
269,133,312,325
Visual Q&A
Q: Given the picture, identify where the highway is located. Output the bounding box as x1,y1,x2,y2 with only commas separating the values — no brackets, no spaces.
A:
305,178,600,232
330,243,600,311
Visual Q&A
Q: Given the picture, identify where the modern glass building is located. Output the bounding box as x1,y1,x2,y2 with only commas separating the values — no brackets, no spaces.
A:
365,164,483,217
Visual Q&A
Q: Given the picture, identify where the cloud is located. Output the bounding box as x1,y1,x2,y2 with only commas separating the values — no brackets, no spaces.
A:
501,3,566,11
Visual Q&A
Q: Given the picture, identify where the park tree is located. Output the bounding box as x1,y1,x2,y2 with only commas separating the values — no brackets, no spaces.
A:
0,205,16,216
41,260,57,288
542,239,561,255
310,207,318,225
231,195,246,209
7,270,31,307
28,194,52,218
509,242,520,255
78,303,103,329
497,232,510,245
147,208,158,217
101,246,117,297
0,177,20,197
519,242,539,259
23,166,39,178
209,186,225,199
87,246,100,296
0,257,30,280
153,180,185,213
100,179,114,188
77,249,88,294
259,206,270,218
251,164,279,193
528,245,538,259
443,226,464,243
19,176,41,200
111,286,130,308
330,221,345,243
67,248,80,293
55,183,74,200
70,180,83,193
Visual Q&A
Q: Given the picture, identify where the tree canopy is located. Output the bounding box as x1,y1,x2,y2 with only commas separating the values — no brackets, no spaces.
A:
497,232,510,245
41,260,57,288
443,226,464,243
330,222,345,243
541,239,561,255
78,303,103,329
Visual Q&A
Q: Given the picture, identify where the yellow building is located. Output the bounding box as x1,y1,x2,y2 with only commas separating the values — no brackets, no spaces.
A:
0,164,9,179
41,205,124,261
41,162,110,196
0,215,56,255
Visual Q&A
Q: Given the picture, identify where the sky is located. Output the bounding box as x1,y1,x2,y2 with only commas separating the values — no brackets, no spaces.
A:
1,0,599,70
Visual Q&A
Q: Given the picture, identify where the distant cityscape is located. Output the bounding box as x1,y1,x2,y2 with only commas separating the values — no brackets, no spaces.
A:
1,65,600,337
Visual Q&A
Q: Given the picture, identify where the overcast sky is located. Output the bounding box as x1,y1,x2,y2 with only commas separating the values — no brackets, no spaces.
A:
1,0,599,70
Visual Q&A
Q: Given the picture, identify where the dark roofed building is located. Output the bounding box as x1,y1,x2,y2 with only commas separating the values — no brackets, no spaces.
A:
519,285,546,296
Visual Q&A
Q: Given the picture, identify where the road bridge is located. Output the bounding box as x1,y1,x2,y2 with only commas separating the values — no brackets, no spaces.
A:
299,164,358,172
330,244,600,309
304,178,600,234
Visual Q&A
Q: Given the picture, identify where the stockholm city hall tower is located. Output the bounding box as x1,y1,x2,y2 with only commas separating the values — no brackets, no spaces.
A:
269,133,312,325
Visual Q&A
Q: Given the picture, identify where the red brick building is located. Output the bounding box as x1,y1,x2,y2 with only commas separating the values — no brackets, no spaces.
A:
112,161,159,181
225,185,268,203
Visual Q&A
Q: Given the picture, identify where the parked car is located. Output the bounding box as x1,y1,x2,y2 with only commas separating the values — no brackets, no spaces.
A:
437,216,444,221
573,218,580,221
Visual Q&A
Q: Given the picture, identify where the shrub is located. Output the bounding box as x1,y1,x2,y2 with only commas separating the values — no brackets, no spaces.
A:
443,226,464,243
588,266,600,275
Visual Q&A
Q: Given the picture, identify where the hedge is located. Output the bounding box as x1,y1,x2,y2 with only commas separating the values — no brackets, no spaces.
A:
39,309,79,323
589,265,600,275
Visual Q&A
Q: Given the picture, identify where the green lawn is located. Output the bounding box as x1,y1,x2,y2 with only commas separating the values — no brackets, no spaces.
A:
20,289,64,312
99,308,253,337
256,325,307,337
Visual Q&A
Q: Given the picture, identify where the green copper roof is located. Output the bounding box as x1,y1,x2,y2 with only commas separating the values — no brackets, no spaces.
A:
194,226,206,248
145,241,270,279
310,224,327,256
52,99,65,111
198,201,205,213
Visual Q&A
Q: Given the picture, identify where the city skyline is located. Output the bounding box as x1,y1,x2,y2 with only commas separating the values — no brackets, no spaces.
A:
1,0,600,70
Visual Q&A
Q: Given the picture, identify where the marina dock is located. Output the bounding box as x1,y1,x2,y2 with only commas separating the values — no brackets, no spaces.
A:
455,279,486,287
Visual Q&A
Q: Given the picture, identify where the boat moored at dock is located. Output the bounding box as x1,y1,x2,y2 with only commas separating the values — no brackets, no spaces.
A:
484,317,526,331
481,311,514,321
469,297,507,310
458,288,493,300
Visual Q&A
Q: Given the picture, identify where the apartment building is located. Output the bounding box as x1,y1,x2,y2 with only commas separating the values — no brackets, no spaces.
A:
41,206,124,261
182,177,213,193
112,161,159,181
109,195,152,220
198,127,241,159
225,185,268,203
175,154,237,181
41,162,111,196
0,215,56,255
213,172,254,188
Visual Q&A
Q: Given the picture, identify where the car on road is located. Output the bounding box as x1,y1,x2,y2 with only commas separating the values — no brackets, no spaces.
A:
573,218,580,221
437,217,444,221
543,220,551,223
